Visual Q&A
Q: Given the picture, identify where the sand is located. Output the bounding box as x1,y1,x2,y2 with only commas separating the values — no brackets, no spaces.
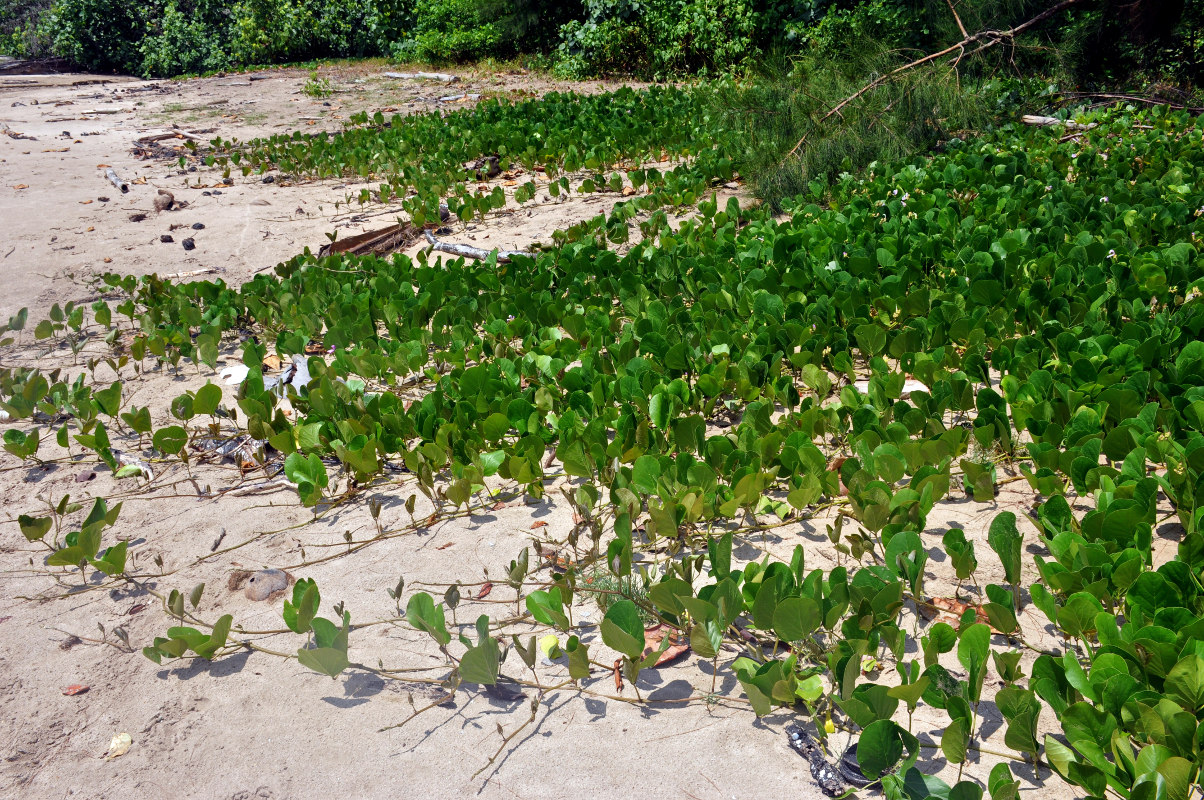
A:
0,64,1108,799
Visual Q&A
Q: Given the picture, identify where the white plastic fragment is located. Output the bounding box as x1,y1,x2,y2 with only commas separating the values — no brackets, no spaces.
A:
220,364,250,386
851,378,930,398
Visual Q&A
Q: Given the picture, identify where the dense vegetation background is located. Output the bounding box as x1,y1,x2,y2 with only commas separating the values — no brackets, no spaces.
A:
1,0,1201,87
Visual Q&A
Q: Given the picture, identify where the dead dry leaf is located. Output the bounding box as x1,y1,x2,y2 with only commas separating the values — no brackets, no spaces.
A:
475,582,493,600
12,184,28,190
62,684,89,696
920,596,1002,634
530,520,547,529
262,354,282,370
104,732,132,760
613,659,623,691
435,542,454,550
642,624,690,667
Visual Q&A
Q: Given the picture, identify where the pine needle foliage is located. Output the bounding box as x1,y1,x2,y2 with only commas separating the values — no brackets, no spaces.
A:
719,47,995,210
720,0,1069,210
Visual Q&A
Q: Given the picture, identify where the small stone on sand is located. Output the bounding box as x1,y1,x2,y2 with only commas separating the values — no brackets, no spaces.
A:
244,569,289,600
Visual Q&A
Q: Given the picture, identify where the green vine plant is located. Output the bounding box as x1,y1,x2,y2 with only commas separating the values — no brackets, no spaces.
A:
5,93,1204,799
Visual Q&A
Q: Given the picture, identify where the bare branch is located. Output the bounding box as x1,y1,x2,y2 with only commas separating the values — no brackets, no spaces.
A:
423,230,536,263
946,0,969,38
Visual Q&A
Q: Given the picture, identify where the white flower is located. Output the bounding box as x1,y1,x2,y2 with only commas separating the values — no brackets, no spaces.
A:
1108,249,1116,258
1101,196,1109,203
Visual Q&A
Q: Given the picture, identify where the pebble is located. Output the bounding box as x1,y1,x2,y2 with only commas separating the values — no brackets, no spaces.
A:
160,234,174,243
245,569,289,601
181,238,195,251
191,222,204,230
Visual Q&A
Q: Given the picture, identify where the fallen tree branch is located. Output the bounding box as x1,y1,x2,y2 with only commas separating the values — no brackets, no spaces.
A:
161,267,221,280
422,230,535,263
1020,114,1095,130
786,0,1085,159
945,0,969,38
1055,91,1204,113
383,71,459,83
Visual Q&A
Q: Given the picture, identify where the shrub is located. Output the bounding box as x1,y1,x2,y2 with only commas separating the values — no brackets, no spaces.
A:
391,0,505,63
1058,0,1204,87
229,0,402,66
791,0,917,55
44,0,145,72
554,0,759,79
0,0,55,57
138,0,233,76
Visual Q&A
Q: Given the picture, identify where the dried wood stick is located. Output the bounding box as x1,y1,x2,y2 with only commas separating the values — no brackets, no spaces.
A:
422,230,535,263
383,71,459,83
1020,115,1095,130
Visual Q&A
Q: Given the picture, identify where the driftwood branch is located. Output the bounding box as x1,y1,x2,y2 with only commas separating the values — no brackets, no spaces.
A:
383,71,459,83
105,167,129,194
786,0,1085,159
945,0,969,38
1020,114,1095,130
422,230,535,263
161,267,221,280
1055,91,1204,113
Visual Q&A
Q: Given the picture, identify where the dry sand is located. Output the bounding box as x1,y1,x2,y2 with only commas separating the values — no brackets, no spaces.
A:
0,64,1108,799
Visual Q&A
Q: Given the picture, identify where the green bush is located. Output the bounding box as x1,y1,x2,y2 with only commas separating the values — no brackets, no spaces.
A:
391,0,505,63
1059,0,1204,87
554,0,758,79
229,0,403,66
0,0,55,57
45,0,145,72
138,0,232,76
38,0,411,76
792,0,917,54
